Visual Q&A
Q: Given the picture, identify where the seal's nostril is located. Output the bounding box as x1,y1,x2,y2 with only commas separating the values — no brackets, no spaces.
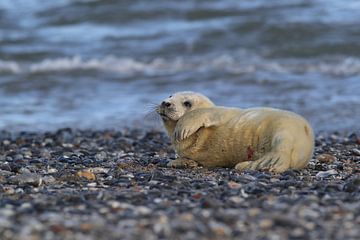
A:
161,101,172,107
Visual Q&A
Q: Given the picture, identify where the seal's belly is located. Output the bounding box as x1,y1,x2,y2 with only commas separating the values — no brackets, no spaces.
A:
177,112,277,167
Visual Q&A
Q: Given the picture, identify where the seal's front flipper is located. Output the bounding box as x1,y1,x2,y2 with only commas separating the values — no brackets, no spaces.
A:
173,121,203,142
167,158,199,168
173,108,226,141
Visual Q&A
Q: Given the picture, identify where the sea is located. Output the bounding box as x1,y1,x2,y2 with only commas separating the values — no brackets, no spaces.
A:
0,0,359,132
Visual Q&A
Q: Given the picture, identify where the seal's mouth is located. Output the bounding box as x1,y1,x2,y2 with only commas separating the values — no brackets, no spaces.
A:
161,114,180,123
156,104,178,122
156,107,171,121
159,113,167,118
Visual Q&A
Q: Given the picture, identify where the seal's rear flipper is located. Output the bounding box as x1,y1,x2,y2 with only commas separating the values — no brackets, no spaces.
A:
235,152,290,173
235,130,312,173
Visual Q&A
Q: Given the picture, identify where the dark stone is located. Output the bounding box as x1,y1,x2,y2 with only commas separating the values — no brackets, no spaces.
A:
343,178,360,192
200,197,221,209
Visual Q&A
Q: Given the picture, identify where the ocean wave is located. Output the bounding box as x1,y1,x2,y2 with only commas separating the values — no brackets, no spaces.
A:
0,60,21,73
2,55,360,77
27,55,280,75
29,56,186,74
305,58,360,76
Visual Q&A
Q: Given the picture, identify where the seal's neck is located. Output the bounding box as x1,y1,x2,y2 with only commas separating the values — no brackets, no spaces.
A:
163,120,177,140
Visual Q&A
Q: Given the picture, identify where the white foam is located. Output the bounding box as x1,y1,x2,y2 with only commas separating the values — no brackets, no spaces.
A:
0,60,21,73
29,56,108,73
3,55,360,77
28,56,185,74
307,57,360,76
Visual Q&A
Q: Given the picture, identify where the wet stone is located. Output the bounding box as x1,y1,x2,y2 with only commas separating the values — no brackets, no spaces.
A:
255,172,271,180
351,148,360,156
244,182,266,194
343,178,360,192
76,170,96,181
95,151,107,161
8,173,42,187
316,169,338,179
317,153,337,163
42,176,56,185
0,170,13,177
200,197,222,209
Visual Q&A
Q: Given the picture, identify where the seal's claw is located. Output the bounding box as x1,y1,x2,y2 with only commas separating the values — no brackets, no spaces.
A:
183,128,191,140
174,126,194,141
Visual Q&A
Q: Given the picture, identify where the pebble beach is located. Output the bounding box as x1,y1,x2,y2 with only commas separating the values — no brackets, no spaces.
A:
0,129,359,240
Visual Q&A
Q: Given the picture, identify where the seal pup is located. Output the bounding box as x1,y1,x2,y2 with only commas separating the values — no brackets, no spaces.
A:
156,91,314,173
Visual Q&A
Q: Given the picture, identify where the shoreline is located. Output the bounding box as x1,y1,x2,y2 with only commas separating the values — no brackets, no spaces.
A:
0,128,359,239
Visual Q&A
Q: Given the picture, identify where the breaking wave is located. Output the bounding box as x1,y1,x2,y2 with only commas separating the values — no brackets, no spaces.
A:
0,60,21,73
2,55,360,77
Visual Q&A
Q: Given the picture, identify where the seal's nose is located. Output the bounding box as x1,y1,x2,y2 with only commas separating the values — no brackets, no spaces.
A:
161,101,172,108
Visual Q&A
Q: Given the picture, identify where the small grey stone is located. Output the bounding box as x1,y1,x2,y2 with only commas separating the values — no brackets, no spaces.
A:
343,178,360,192
40,149,52,159
316,153,337,163
18,167,31,174
8,173,42,187
13,154,24,161
316,169,337,179
42,175,56,185
95,151,107,161
0,170,13,177
351,148,360,156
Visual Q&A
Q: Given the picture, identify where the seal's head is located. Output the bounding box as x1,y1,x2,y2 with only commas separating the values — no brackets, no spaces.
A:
157,91,214,122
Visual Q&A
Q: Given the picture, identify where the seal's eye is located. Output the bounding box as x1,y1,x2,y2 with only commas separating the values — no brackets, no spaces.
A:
169,95,172,98
183,101,192,108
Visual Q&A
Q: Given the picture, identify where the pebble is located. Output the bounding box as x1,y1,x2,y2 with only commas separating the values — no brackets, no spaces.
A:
8,173,42,187
209,221,231,236
200,197,221,209
95,151,107,161
76,170,96,181
259,219,273,229
47,168,58,174
343,178,360,192
135,206,152,215
351,148,360,156
227,181,242,189
317,153,337,163
291,228,306,238
86,167,109,174
244,182,265,194
0,170,13,177
42,176,56,185
87,182,97,187
229,196,243,204
3,187,15,194
316,169,338,179
0,208,15,217
41,149,52,159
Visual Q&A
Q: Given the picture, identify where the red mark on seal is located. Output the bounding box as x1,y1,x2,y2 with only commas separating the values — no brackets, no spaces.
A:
247,146,254,160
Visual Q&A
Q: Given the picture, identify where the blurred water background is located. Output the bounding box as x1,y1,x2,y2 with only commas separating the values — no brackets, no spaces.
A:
0,0,359,132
